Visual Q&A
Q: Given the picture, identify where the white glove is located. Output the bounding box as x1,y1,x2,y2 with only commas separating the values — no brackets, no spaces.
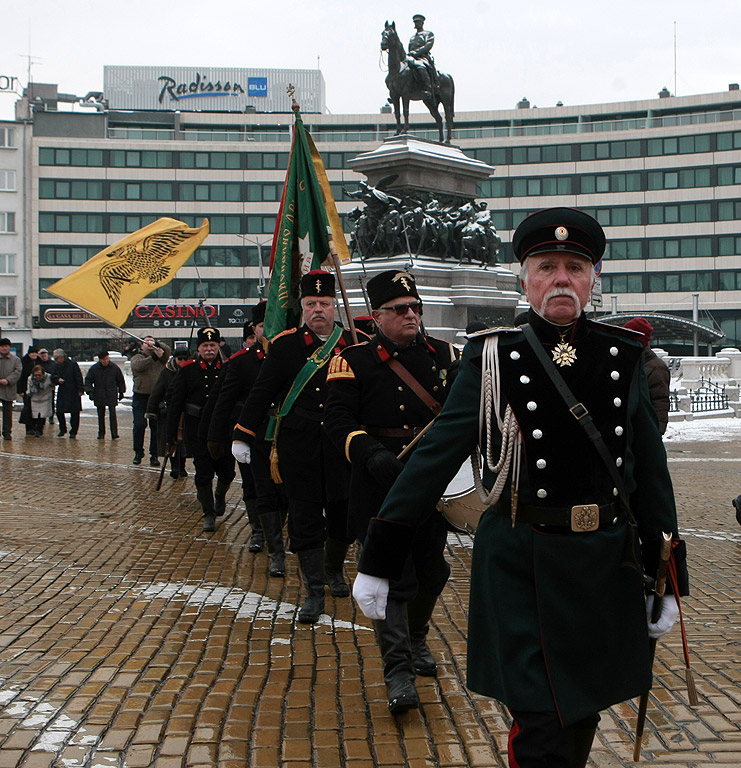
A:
352,573,390,620
231,440,251,464
646,593,679,639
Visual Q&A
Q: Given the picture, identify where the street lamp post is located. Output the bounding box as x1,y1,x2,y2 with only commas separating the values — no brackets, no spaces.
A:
237,234,272,300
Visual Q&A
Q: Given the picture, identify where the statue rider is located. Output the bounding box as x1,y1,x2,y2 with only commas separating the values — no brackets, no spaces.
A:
407,14,439,99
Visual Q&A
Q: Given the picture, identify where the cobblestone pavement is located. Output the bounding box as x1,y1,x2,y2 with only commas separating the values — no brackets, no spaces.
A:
0,410,740,768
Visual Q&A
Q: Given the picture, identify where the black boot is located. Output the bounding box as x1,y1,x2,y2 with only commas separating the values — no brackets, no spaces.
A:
374,598,419,714
297,548,326,624
569,717,598,768
259,510,286,577
214,479,230,517
407,592,439,677
196,485,216,532
324,538,351,597
245,498,265,552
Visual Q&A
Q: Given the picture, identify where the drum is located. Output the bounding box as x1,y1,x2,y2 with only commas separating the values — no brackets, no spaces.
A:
437,458,488,534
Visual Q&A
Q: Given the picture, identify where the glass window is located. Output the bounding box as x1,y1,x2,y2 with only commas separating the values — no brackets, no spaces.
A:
0,296,16,316
0,254,16,274
664,172,679,189
512,179,527,197
719,236,741,256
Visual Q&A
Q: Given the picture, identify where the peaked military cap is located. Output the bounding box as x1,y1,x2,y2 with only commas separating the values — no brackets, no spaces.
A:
300,270,335,298
512,207,606,265
412,13,426,21
252,300,267,325
366,270,421,310
197,326,221,345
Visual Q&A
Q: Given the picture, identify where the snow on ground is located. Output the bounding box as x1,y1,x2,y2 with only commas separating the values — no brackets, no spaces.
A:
664,417,741,442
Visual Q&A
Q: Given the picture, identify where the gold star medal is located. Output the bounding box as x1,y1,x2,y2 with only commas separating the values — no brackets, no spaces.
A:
552,340,577,367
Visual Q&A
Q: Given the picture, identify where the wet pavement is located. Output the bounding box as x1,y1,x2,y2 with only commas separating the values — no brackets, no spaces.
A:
0,410,740,767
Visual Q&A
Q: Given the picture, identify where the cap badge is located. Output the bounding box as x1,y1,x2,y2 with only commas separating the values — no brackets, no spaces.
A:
555,226,568,241
392,272,413,292
315,278,322,294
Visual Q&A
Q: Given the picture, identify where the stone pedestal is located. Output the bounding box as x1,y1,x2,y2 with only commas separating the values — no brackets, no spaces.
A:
348,134,495,200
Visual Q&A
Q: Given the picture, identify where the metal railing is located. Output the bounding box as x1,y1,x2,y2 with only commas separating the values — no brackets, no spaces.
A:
689,377,729,413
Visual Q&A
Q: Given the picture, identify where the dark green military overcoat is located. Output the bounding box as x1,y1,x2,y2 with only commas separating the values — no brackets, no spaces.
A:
360,310,683,726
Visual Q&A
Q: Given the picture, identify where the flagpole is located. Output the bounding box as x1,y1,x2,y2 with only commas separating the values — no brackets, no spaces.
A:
290,96,358,345
54,297,149,345
328,235,358,345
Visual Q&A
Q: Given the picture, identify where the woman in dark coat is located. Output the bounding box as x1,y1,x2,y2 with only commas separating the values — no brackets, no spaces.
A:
51,348,84,438
84,351,126,439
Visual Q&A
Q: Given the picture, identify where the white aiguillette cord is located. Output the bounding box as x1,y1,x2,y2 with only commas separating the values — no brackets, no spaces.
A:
471,334,522,525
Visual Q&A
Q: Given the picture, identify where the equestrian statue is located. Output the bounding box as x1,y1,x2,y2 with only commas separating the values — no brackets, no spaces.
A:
381,15,455,144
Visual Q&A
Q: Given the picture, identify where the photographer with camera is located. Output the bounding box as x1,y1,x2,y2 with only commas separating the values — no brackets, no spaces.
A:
130,335,170,466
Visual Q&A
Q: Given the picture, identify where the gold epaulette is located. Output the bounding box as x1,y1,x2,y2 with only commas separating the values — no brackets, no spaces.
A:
269,327,298,342
327,355,356,382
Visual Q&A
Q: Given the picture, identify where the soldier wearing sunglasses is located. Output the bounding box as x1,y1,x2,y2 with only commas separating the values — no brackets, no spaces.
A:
325,269,459,714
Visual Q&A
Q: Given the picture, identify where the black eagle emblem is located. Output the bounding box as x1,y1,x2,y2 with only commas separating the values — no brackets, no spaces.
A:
99,229,195,308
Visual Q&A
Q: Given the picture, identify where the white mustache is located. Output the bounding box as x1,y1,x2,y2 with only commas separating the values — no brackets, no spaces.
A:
540,288,582,316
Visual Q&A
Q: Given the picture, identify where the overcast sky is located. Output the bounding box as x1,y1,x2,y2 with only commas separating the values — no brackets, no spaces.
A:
1,0,739,121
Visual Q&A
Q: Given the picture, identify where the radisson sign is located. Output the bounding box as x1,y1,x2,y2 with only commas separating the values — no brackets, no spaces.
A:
104,65,326,114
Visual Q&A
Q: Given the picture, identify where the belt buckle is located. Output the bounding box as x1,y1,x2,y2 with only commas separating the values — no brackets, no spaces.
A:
571,504,599,532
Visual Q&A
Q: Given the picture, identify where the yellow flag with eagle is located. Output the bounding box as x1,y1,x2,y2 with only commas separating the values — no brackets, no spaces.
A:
47,217,209,327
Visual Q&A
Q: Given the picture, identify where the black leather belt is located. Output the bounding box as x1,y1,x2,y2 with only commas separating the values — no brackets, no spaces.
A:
292,405,324,422
365,426,425,438
501,502,621,532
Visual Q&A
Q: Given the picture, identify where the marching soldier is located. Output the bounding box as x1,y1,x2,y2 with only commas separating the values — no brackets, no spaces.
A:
168,326,234,532
324,270,459,714
231,271,355,623
353,208,689,765
205,302,287,576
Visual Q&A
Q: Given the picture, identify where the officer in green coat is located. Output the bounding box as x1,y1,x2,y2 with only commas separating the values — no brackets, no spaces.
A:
353,208,689,767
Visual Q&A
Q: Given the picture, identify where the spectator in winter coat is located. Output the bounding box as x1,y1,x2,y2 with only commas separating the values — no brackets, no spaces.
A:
146,347,191,478
84,351,126,440
26,365,54,436
0,337,22,440
37,348,56,426
51,349,84,438
624,317,671,435
130,335,170,466
17,346,39,395
18,346,40,435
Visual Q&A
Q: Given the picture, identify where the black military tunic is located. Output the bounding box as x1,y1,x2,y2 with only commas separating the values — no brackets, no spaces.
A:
205,343,283,515
206,344,267,445
168,355,234,488
325,330,458,600
359,309,689,726
233,323,354,550
324,331,457,539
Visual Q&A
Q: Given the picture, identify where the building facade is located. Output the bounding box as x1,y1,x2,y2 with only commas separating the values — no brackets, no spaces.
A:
0,118,32,350
11,76,741,356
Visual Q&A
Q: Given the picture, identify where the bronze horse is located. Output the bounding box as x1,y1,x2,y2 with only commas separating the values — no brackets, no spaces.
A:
381,21,455,144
